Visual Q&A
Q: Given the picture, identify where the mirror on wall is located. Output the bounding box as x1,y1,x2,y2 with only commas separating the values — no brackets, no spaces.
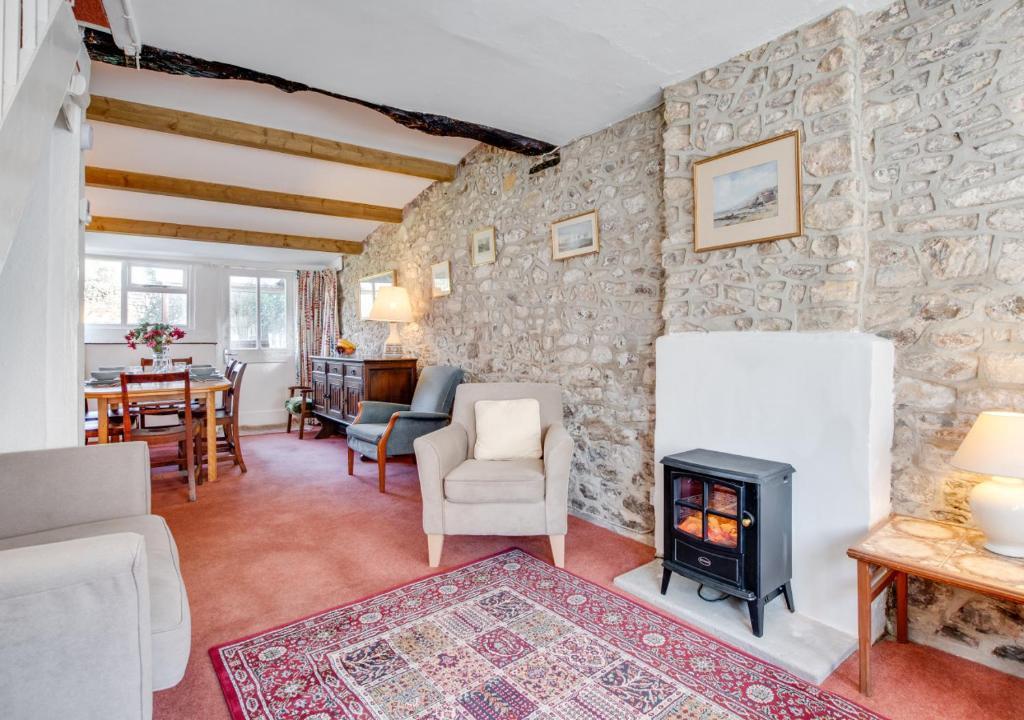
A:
358,271,397,320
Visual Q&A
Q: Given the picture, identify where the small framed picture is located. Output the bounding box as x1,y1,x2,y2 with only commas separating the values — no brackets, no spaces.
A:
358,270,396,320
430,261,451,298
550,210,600,260
693,130,802,252
471,226,496,266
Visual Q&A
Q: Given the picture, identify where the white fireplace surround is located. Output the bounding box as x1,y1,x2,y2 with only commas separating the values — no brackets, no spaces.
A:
652,332,894,638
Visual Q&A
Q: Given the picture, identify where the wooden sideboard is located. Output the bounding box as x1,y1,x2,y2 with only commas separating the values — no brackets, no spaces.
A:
309,356,417,436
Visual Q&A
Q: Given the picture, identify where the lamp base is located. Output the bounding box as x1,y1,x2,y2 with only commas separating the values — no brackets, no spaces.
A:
970,476,1024,557
382,322,403,358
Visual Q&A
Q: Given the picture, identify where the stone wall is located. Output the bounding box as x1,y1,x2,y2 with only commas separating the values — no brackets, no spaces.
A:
339,110,664,539
661,8,869,333
659,0,1024,674
862,0,1024,673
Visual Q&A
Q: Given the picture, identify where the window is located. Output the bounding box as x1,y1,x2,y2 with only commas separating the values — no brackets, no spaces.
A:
84,258,190,326
229,274,288,350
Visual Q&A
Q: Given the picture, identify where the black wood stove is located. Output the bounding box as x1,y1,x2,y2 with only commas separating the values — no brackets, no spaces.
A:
660,449,795,637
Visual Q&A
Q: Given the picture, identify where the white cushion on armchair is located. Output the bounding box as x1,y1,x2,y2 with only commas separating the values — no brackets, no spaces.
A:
473,398,542,460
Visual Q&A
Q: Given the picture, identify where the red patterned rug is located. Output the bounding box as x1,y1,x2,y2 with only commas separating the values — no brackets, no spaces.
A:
211,549,883,720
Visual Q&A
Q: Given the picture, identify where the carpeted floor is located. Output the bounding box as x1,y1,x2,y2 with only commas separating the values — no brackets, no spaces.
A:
151,432,1024,720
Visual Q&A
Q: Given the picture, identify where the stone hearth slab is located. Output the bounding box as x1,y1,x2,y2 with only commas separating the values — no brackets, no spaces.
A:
614,560,856,684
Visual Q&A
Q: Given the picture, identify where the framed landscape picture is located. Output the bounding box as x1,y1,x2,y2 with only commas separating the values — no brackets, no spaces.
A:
471,226,496,266
358,270,396,320
692,130,802,252
550,210,600,260
430,261,451,298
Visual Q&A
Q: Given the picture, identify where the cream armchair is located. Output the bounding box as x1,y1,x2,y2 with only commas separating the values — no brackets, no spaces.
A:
413,383,573,568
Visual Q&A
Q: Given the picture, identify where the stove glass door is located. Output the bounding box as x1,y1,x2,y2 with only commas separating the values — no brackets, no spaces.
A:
706,482,739,548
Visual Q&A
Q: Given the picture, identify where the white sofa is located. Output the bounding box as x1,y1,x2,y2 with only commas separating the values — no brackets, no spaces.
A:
0,443,190,720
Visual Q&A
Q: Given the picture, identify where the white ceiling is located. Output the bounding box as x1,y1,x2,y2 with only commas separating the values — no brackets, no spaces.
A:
127,0,888,146
85,63,477,263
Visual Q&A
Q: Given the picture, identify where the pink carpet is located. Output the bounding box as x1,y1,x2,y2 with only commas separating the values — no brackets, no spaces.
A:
151,433,1024,720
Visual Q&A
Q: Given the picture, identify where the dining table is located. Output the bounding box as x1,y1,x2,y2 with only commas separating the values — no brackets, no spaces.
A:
83,376,233,483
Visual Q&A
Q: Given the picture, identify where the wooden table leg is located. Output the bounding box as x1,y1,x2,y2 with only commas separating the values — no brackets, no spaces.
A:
97,397,109,444
895,571,909,643
857,559,873,696
206,389,218,482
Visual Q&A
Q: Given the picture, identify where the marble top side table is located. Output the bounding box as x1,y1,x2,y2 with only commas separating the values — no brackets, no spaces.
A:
847,514,1024,695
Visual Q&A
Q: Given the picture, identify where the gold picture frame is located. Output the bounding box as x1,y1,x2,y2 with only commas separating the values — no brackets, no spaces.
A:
471,226,496,266
692,130,803,253
550,210,600,260
358,270,396,319
430,261,451,298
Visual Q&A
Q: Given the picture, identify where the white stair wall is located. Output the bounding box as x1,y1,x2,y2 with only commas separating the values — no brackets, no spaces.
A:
0,0,86,451
0,0,80,276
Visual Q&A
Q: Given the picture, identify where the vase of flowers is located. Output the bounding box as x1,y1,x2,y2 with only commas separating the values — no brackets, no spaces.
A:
125,322,186,372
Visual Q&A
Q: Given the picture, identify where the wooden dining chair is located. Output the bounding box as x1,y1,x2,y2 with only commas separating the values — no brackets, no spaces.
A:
140,356,193,368
83,398,129,444
137,357,194,427
121,371,203,502
192,361,248,479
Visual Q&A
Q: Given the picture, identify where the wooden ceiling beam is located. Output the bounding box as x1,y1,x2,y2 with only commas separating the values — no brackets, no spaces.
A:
85,167,403,223
87,216,363,255
87,96,458,182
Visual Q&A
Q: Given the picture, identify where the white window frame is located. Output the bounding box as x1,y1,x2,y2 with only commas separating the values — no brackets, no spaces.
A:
83,255,194,329
226,269,295,361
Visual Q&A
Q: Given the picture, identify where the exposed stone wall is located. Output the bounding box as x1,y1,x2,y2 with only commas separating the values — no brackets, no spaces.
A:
659,0,1024,674
662,8,869,333
862,0,1024,673
340,111,664,539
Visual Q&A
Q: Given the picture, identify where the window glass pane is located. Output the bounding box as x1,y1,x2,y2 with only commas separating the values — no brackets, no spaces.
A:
127,291,187,325
83,258,122,324
259,277,287,349
130,265,185,288
127,291,163,324
166,293,188,325
230,276,258,349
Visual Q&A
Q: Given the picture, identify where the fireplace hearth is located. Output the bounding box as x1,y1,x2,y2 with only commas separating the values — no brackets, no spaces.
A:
660,448,795,637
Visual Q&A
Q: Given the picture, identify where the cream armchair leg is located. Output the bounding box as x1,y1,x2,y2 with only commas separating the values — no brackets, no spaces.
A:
427,534,444,567
549,534,565,568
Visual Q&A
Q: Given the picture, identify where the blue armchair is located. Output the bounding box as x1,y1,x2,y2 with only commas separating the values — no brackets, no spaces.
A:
346,365,464,492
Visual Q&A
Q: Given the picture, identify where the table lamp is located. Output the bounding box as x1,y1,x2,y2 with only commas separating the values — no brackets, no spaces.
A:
951,411,1024,557
368,286,413,358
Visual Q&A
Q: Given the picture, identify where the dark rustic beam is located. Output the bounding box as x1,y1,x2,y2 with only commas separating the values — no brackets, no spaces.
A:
83,28,557,157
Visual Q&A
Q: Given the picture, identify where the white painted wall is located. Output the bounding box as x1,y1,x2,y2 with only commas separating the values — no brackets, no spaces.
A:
0,109,86,452
654,332,894,637
83,252,310,428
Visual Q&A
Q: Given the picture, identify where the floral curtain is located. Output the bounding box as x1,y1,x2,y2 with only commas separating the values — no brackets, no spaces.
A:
296,269,339,386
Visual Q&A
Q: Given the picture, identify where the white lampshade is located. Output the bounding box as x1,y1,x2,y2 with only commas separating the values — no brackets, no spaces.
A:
368,286,413,323
952,411,1024,479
